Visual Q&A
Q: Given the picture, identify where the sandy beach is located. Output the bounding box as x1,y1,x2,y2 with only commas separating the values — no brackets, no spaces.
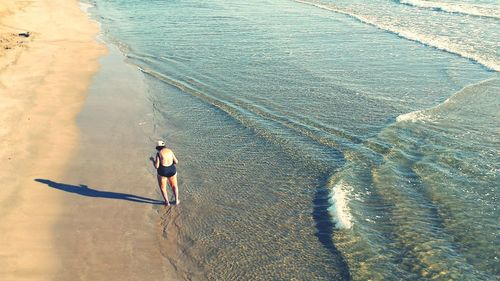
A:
2,0,497,279
0,0,104,279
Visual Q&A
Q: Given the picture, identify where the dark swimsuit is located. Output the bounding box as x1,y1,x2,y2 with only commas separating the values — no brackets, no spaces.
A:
157,153,177,177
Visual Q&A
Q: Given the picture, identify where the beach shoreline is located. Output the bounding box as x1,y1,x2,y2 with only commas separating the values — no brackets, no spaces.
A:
2,0,497,279
0,0,105,279
50,42,178,280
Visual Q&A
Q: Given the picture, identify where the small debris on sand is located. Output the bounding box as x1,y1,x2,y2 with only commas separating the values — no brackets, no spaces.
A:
18,31,30,37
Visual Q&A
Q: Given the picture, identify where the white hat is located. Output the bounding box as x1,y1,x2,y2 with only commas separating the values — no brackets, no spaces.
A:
156,140,165,147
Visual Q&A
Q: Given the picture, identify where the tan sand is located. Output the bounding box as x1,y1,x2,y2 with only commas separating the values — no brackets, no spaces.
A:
0,0,105,279
48,45,179,281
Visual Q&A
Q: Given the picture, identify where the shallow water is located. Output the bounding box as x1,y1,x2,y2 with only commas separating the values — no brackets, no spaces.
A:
87,0,498,279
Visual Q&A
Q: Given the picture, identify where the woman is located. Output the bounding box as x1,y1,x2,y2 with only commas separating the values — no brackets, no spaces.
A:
154,140,179,206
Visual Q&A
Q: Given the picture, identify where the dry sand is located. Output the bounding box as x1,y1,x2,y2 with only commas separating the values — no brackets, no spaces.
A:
0,0,105,279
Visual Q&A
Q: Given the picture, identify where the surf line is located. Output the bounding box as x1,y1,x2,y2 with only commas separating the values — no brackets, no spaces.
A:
292,0,499,72
396,77,499,123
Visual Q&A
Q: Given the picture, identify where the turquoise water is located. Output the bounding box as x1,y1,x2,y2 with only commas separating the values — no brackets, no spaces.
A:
87,0,498,279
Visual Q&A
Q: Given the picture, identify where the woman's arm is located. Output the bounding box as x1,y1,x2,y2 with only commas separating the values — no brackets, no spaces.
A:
172,152,179,164
154,153,160,169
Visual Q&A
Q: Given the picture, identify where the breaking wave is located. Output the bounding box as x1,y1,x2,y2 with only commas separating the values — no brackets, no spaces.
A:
294,0,499,72
398,0,500,19
328,180,353,229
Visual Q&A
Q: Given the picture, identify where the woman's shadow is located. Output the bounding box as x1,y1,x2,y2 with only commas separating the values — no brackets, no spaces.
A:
35,178,164,205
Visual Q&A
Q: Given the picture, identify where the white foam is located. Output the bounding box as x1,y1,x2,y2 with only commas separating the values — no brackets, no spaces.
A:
399,0,500,20
294,0,499,72
396,77,498,123
396,109,429,122
328,180,353,230
79,1,94,13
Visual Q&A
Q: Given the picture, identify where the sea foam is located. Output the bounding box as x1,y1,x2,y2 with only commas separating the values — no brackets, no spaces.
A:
79,1,94,13
398,0,500,19
294,0,499,72
396,77,498,123
328,180,353,230
396,109,429,123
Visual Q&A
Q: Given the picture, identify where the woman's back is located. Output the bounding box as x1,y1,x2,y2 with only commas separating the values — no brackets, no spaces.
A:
158,148,174,166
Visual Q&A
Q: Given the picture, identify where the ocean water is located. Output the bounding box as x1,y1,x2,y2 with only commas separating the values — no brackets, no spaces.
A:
86,0,498,279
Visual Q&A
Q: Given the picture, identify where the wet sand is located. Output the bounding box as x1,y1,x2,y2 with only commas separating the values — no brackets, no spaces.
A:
44,45,178,280
0,0,104,280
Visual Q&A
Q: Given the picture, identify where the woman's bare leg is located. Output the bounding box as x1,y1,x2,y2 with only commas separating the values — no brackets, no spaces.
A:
168,174,179,205
157,175,170,206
